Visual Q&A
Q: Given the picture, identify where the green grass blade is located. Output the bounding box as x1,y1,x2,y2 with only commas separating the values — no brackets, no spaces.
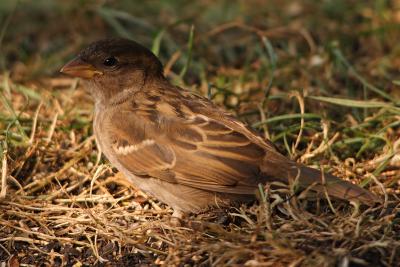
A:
151,29,166,56
252,113,321,128
179,25,195,79
307,95,399,111
332,47,395,102
261,36,277,99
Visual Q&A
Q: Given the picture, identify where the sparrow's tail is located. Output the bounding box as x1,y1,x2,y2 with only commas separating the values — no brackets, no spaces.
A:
294,164,380,205
261,153,381,206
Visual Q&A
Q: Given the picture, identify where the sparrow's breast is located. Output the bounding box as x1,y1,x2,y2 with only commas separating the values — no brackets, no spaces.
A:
92,105,107,155
92,105,126,173
92,105,160,193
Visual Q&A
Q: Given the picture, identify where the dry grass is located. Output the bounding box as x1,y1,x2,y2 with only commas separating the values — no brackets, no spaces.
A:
1,1,400,266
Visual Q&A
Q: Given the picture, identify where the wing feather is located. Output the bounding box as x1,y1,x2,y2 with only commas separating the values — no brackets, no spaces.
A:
103,97,268,195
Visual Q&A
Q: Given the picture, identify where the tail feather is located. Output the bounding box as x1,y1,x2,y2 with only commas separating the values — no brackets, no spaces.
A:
296,165,380,206
261,153,381,206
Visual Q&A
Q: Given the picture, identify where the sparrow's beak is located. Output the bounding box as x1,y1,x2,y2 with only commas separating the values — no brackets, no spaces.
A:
60,57,103,79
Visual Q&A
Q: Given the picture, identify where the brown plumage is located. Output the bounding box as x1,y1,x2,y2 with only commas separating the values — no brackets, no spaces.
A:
60,38,380,215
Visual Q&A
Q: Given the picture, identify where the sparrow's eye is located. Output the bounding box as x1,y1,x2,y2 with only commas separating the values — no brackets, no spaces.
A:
103,57,118,67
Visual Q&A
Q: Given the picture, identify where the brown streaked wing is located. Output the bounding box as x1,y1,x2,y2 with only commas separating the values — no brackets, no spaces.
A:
104,99,269,194
105,112,177,183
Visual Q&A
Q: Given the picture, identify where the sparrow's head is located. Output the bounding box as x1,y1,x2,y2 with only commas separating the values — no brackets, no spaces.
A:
60,38,164,101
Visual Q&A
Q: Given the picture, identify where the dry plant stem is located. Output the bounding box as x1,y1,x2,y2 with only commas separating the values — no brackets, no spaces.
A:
6,175,23,192
263,184,273,231
164,51,182,77
29,101,43,144
258,103,270,140
368,173,389,217
367,136,400,168
90,164,109,199
45,112,59,144
86,232,108,263
0,148,7,198
290,91,305,157
54,194,133,204
0,220,90,247
298,28,316,52
20,155,85,195
321,169,337,214
44,172,91,201
300,121,340,162
0,236,49,246
0,242,10,257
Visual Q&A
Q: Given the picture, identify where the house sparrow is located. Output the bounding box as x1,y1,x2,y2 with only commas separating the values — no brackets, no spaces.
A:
60,38,380,218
